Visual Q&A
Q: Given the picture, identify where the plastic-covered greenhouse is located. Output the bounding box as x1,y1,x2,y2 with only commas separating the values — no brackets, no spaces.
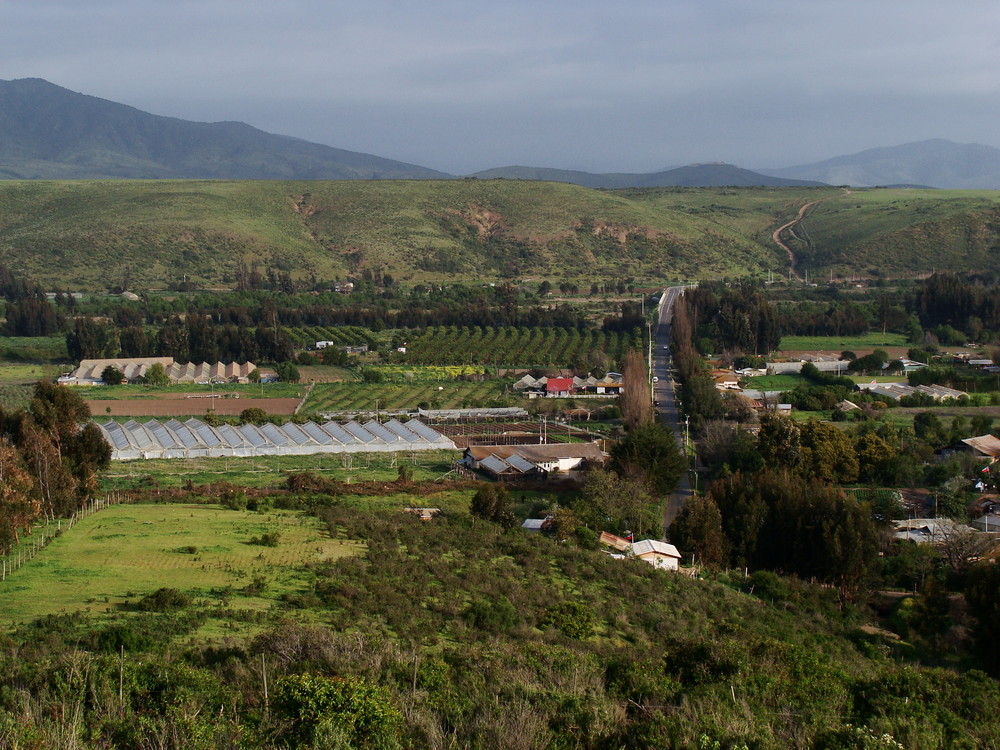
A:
96,418,456,460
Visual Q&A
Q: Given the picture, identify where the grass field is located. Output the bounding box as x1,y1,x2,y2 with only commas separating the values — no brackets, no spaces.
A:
99,449,462,490
742,374,808,390
75,381,307,401
777,332,909,352
0,503,361,626
300,380,513,415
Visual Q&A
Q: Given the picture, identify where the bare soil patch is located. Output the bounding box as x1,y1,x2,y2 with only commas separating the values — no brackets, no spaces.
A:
86,397,302,417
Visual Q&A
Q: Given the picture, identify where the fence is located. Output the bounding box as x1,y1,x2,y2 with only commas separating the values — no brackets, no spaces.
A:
1,490,133,582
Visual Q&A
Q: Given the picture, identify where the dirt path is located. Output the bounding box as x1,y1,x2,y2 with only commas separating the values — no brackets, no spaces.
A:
772,200,820,282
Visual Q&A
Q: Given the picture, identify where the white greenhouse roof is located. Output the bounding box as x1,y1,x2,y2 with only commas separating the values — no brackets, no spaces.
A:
97,418,456,460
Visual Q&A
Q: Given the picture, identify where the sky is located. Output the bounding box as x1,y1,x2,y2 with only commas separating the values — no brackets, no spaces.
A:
4,0,1000,175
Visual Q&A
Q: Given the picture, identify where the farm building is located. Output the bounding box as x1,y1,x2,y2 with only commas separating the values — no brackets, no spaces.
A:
463,442,607,480
60,358,260,385
630,539,682,570
97,417,456,460
599,533,681,571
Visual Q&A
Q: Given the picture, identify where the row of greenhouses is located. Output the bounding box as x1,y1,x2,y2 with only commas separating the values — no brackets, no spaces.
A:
96,418,456,460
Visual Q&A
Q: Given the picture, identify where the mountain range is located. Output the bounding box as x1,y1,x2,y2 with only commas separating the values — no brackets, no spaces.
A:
2,78,1000,189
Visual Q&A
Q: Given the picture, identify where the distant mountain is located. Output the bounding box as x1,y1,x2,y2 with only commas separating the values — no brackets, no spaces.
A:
760,139,1000,189
469,162,826,188
0,78,451,180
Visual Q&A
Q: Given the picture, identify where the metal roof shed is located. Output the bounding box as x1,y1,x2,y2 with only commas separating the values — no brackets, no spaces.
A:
343,421,390,451
363,420,409,447
278,422,319,448
299,420,341,449
121,420,160,458
404,419,457,448
100,422,142,460
215,424,253,456
319,422,368,453
257,423,300,455
184,419,227,457
382,419,423,444
236,424,279,455
144,420,187,459
163,419,210,458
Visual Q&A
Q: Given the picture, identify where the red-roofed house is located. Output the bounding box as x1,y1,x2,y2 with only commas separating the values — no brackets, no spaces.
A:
546,377,575,398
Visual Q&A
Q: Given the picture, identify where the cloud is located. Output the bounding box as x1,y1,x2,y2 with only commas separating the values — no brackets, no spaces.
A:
3,0,1000,173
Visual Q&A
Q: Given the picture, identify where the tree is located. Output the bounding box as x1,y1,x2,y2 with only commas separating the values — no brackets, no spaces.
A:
757,413,802,469
855,432,897,484
0,439,40,553
273,673,401,748
470,484,517,529
669,494,728,568
621,349,652,431
101,365,125,385
239,407,269,426
577,469,659,537
610,422,686,496
799,420,859,483
965,563,1000,675
141,363,170,386
275,361,301,383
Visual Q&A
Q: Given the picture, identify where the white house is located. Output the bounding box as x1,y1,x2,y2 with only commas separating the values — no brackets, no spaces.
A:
629,539,682,570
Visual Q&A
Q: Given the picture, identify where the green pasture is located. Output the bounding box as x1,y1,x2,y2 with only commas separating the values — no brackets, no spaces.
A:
742,374,808,390
0,503,361,626
0,335,68,362
99,449,462,490
777,332,908,352
300,380,513,415
75,381,307,401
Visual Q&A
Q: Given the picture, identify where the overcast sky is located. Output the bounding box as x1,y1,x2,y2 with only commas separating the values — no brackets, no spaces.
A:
4,0,1000,175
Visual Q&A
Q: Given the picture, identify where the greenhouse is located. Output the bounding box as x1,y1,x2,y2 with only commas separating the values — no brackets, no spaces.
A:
96,417,456,461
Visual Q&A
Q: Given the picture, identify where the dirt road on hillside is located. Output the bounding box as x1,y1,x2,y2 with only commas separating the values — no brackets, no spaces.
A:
772,200,820,281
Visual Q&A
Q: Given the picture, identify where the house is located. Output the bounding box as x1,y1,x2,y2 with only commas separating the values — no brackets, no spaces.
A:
58,357,260,386
599,532,681,570
969,514,1000,533
594,372,624,394
315,340,337,349
403,507,442,521
957,435,1000,459
463,443,608,479
546,377,575,398
712,371,740,391
630,539,682,570
333,281,355,294
598,531,632,551
521,516,553,532
893,518,960,543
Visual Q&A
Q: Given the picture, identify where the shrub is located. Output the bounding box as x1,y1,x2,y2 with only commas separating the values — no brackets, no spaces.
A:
137,587,191,612
540,601,595,639
250,531,281,547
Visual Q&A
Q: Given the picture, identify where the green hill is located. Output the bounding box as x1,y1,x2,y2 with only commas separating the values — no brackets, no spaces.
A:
1,181,1000,290
0,78,449,180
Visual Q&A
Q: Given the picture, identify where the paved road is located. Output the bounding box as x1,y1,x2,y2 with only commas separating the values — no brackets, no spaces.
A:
652,286,694,536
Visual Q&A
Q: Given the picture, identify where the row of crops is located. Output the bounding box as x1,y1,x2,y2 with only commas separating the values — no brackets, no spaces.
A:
399,326,645,367
301,381,513,415
284,326,378,349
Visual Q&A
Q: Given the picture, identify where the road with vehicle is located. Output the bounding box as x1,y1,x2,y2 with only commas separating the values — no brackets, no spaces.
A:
652,286,694,534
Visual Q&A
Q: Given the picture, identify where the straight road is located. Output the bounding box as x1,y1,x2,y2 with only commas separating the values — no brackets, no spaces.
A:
652,286,693,535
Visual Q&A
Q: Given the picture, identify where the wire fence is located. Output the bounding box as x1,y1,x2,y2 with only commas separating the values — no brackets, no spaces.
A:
1,490,134,582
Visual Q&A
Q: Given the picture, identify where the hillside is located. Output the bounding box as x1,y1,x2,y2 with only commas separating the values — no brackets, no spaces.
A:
770,188,1000,276
2,181,1000,289
0,78,449,180
0,180,793,290
5,494,998,748
471,162,827,188
762,139,1000,189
